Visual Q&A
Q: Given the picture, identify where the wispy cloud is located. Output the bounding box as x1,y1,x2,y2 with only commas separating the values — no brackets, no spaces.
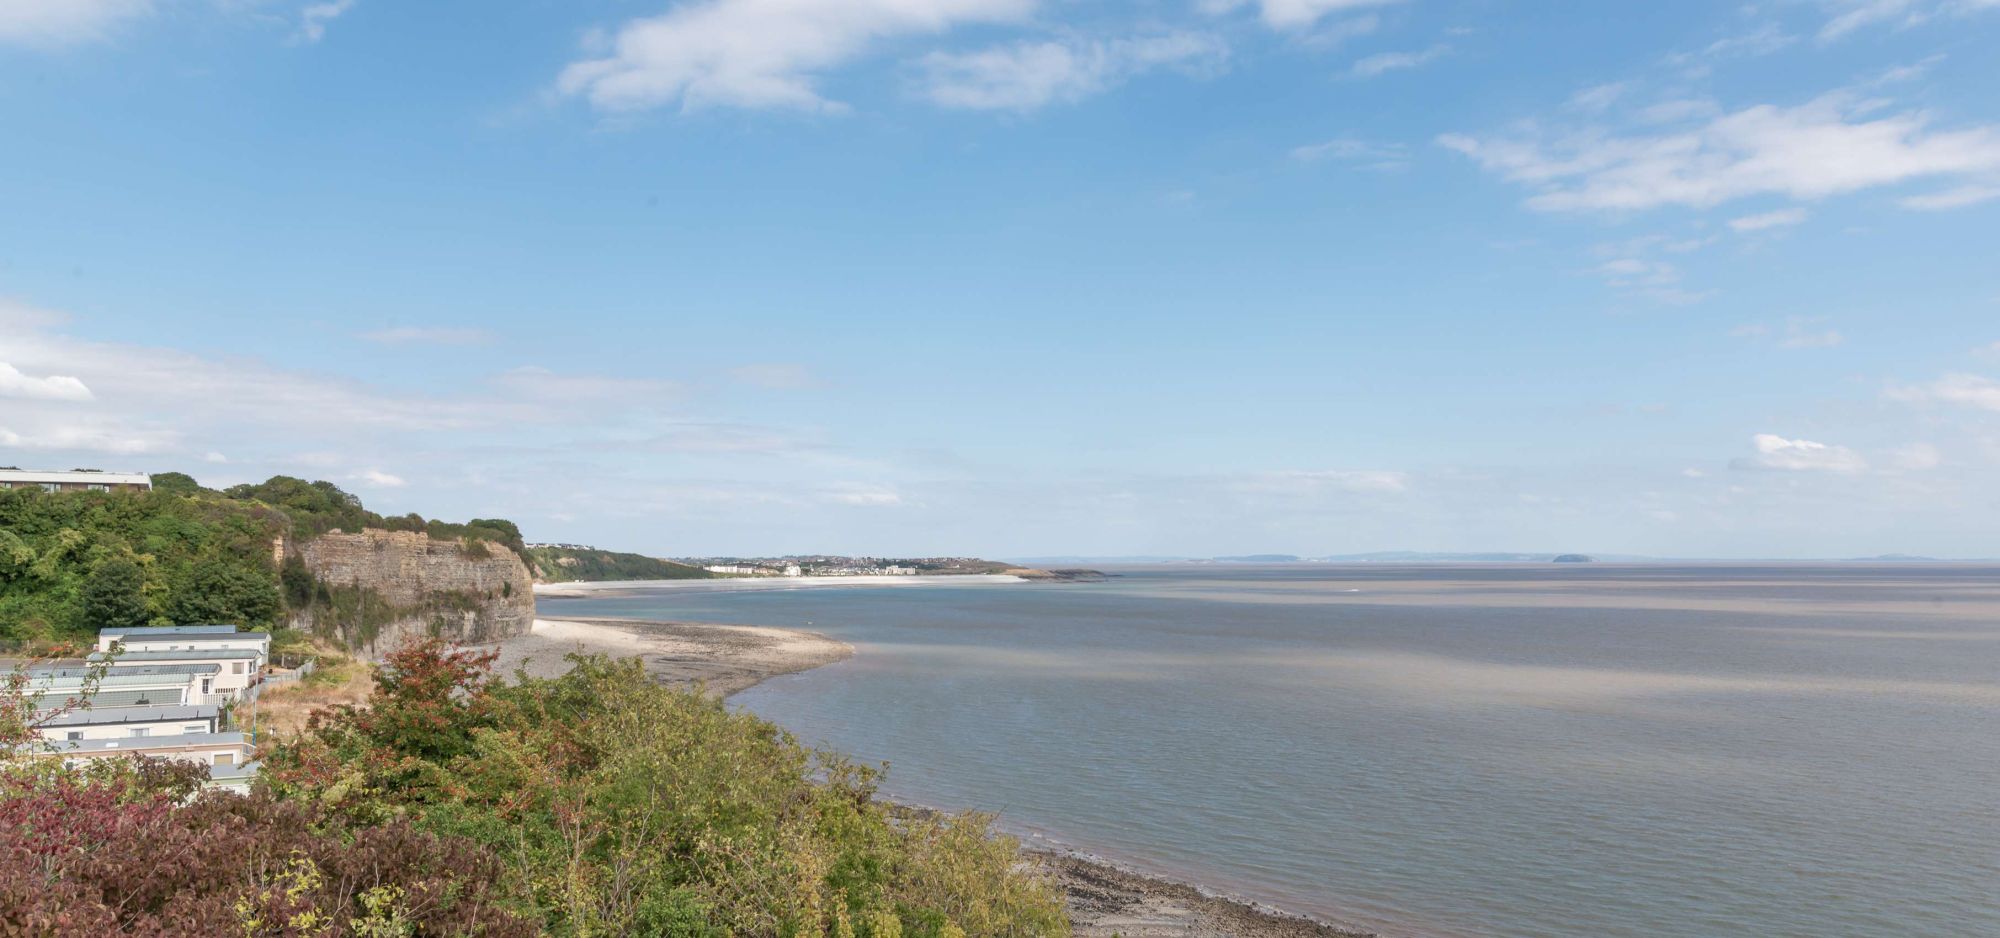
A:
294,0,355,44
358,326,495,346
1441,92,2000,212
0,362,93,401
1289,137,1409,169
1898,183,2000,210
1350,44,1448,78
1729,207,1809,232
728,363,822,391
1200,0,1404,32
1887,373,2000,412
1731,434,1868,473
558,0,1034,113
918,32,1226,112
0,0,151,46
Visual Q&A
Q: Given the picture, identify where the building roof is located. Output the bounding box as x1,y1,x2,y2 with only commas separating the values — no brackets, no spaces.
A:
90,648,263,662
27,664,220,684
0,469,151,486
106,631,271,644
100,625,238,637
39,705,219,727
49,732,249,755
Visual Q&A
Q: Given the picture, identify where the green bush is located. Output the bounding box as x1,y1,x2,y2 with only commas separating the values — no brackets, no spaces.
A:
264,641,1071,937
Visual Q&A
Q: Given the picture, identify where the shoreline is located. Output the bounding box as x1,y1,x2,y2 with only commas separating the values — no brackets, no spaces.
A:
487,614,1377,938
532,572,1029,600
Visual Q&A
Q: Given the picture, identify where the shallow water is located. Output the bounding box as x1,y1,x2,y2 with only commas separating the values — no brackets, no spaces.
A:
543,564,2000,938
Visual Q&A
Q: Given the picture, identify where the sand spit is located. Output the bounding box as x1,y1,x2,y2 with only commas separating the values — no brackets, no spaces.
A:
483,617,852,697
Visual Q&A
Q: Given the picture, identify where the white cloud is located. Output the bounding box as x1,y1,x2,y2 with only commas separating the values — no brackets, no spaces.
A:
1888,373,2000,411
0,362,92,401
295,0,354,44
0,423,165,454
1440,92,2000,212
1238,469,1411,496
728,363,821,390
1889,442,1943,470
495,366,680,402
1201,0,1402,31
203,451,229,464
358,326,494,346
1289,137,1408,168
352,468,407,488
1731,434,1868,473
919,32,1226,112
1820,0,1927,39
1568,82,1628,113
823,484,903,506
1350,44,1447,78
1898,183,2000,210
557,0,1034,113
1729,207,1809,231
1777,317,1844,349
1735,318,1843,348
0,0,150,46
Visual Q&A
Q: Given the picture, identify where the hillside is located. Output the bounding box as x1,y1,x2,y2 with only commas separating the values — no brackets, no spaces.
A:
525,544,716,583
0,473,531,651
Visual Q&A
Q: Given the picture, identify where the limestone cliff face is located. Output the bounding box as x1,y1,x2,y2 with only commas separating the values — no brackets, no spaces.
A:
287,530,534,656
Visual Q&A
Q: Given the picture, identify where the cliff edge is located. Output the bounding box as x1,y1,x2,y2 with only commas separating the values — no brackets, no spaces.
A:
287,530,535,656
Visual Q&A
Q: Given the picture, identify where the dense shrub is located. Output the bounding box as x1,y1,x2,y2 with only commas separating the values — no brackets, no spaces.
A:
264,640,1071,937
0,769,533,936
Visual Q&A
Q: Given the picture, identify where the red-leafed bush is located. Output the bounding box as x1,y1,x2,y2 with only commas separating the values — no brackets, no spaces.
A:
0,769,533,937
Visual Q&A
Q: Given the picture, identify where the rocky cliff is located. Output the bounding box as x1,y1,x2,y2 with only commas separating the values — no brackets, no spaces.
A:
286,530,534,656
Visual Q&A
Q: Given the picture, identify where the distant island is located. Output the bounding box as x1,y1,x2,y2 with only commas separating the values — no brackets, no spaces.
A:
1552,554,1594,563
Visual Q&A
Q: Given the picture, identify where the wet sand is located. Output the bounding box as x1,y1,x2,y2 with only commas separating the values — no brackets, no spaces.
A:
485,616,852,696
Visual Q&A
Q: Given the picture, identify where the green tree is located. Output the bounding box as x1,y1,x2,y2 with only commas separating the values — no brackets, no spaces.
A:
80,557,150,631
169,562,281,626
147,471,202,496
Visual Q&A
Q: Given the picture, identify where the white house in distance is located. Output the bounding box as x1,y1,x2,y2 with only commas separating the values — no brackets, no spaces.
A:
0,468,152,493
95,626,271,704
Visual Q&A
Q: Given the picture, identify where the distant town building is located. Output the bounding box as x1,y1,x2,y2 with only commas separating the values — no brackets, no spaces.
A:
0,469,151,493
704,564,760,575
783,564,803,577
880,565,917,576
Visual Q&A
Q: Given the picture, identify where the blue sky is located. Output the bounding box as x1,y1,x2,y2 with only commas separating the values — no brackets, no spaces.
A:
2,0,1998,558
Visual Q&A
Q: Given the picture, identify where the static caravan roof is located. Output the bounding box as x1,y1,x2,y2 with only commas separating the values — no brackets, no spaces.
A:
91,648,263,662
28,664,220,684
0,469,151,487
107,631,270,644
100,625,239,638
38,704,219,727
53,732,248,755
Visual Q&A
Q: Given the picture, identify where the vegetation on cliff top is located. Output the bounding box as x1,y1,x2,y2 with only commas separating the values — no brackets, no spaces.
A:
0,474,523,644
0,639,1070,936
526,544,717,583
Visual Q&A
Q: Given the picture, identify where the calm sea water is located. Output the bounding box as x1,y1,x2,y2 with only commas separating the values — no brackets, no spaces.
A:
543,565,2000,938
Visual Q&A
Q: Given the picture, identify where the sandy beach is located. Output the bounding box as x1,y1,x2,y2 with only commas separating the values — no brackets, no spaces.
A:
484,616,853,696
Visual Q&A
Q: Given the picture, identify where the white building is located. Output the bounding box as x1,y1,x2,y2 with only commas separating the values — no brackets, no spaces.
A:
37,704,221,743
0,469,152,493
22,664,221,710
92,626,271,703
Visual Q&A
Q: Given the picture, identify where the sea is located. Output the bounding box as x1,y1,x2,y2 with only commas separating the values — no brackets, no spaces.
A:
540,564,2000,938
